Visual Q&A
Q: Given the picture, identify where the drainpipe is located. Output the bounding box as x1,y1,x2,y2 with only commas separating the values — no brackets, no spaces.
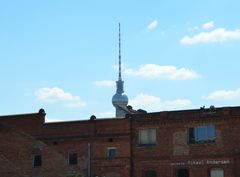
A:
130,114,134,177
88,143,91,177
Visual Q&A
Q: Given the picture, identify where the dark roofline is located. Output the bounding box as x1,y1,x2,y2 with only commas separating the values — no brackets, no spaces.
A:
0,108,46,118
1,105,240,123
143,105,240,115
44,117,127,125
0,112,41,118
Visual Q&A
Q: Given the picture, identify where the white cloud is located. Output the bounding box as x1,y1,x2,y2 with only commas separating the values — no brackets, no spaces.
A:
35,87,86,108
35,87,79,102
202,21,214,29
97,111,115,118
130,93,161,111
93,80,115,88
181,28,240,45
129,93,192,112
124,64,200,80
203,89,240,100
45,117,65,122
147,20,158,30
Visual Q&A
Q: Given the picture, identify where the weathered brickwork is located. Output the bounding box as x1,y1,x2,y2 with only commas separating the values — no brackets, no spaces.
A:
0,123,68,177
131,107,240,177
1,106,240,177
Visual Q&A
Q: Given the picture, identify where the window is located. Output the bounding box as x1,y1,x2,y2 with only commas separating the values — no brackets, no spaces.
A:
188,125,215,144
107,147,116,158
144,170,157,177
33,154,42,167
138,129,156,146
210,168,224,177
68,152,78,165
177,169,189,177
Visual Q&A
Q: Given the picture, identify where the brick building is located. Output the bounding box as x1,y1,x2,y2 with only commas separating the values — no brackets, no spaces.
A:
0,112,68,177
130,106,240,177
1,106,240,177
0,109,131,177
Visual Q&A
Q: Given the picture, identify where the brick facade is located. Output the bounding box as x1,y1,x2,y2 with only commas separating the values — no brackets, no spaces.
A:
0,122,68,177
130,107,240,177
1,106,240,177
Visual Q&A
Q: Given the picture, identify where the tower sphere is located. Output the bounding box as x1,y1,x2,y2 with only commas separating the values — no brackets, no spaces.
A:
112,92,128,108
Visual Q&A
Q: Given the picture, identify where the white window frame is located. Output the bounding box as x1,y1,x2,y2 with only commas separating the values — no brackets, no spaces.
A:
107,147,116,158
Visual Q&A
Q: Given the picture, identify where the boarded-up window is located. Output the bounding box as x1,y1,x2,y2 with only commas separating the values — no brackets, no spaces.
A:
211,168,224,177
138,129,156,145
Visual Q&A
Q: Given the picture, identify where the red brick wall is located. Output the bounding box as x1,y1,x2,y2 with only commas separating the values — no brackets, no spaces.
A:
1,106,240,177
0,123,68,177
132,107,240,177
40,118,131,177
0,112,45,136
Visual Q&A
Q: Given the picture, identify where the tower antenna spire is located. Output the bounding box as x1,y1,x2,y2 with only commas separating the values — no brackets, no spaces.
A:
112,23,128,117
118,23,122,81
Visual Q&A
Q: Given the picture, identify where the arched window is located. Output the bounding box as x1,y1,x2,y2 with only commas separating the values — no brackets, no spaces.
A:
210,168,224,177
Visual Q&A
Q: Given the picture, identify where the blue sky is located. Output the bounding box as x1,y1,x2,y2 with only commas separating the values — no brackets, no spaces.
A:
1,0,240,122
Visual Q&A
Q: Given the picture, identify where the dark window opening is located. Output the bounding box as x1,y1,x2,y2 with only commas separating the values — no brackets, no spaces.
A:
144,170,157,177
107,148,116,158
108,138,114,142
33,154,42,167
177,169,189,177
69,152,78,165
